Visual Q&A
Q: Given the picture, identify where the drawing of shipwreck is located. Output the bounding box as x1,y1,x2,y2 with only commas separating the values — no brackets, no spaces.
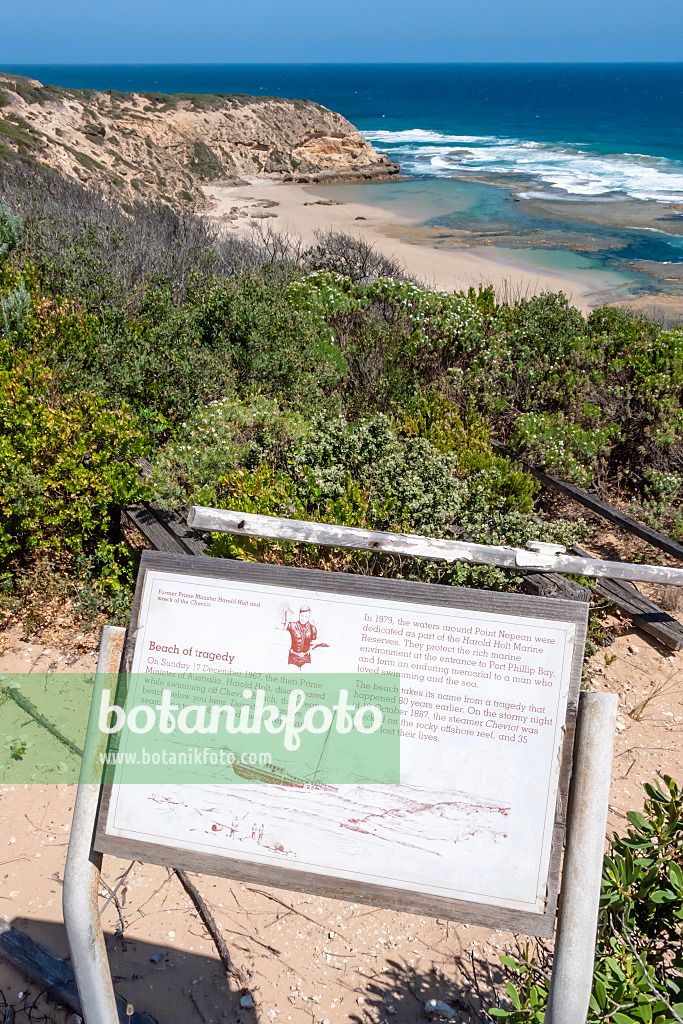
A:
148,781,511,860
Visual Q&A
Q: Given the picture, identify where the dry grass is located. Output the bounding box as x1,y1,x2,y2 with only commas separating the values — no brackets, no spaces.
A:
660,584,682,612
627,668,681,721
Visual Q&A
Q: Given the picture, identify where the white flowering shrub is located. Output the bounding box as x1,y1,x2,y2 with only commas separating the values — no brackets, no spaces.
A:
0,278,30,337
0,200,23,263
151,394,587,589
511,411,616,486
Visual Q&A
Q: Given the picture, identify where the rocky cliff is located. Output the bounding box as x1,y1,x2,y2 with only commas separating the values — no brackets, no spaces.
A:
0,72,399,209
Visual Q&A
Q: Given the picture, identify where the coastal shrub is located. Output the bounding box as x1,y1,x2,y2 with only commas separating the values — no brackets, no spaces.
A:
287,272,491,409
7,270,348,442
287,271,488,359
510,411,616,486
281,273,683,534
193,273,347,401
590,304,683,398
0,278,30,337
287,269,367,324
500,291,587,359
455,284,496,316
1,159,682,619
621,467,683,542
490,775,683,1024
395,391,538,513
150,396,585,587
0,199,22,260
305,229,407,284
642,467,683,503
0,160,284,306
628,327,683,394
587,305,660,358
147,396,311,509
285,272,683,523
0,353,144,567
456,293,589,416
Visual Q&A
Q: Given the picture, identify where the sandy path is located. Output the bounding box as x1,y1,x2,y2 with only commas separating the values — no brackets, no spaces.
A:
203,178,599,313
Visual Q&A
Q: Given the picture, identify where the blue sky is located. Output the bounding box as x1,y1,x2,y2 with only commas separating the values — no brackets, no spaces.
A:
1,0,682,64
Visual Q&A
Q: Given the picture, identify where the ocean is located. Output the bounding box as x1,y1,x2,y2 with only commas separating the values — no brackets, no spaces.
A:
5,63,683,301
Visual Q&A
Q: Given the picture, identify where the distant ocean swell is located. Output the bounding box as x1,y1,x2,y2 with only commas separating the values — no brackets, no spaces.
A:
363,129,683,203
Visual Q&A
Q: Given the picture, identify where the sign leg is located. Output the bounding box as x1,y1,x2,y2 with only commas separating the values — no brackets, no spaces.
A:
546,691,618,1024
63,625,126,1024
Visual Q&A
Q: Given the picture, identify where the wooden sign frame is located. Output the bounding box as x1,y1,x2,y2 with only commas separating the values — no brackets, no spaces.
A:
94,551,587,938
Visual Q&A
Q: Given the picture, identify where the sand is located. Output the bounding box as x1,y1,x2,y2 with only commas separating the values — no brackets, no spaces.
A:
203,179,599,313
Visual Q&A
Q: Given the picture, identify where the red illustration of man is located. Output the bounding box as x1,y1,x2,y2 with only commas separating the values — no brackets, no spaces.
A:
276,603,327,669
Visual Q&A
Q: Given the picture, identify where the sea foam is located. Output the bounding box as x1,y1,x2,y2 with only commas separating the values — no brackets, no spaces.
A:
363,130,683,203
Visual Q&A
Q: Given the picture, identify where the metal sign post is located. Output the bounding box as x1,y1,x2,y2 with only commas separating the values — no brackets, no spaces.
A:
63,625,126,1024
546,692,618,1024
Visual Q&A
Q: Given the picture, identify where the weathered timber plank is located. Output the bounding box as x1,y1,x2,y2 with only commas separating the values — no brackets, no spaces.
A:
124,503,186,554
137,456,154,479
571,545,683,651
491,439,683,562
0,919,158,1024
188,506,683,585
146,502,209,557
124,503,209,556
522,572,591,603
0,687,83,756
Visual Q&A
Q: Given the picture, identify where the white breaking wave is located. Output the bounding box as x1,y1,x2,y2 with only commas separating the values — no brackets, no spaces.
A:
363,128,683,203
364,128,500,145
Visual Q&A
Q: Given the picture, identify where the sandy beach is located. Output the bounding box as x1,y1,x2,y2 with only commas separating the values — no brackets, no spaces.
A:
203,179,601,312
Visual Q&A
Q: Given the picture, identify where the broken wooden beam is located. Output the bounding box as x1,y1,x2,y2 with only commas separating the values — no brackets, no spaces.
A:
571,545,683,651
491,439,683,563
521,572,591,603
124,502,185,554
0,919,158,1024
448,521,590,603
146,502,209,557
124,502,208,557
188,506,683,586
0,686,83,756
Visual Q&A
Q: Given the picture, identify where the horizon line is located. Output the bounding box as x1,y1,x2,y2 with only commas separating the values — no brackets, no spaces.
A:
2,60,683,67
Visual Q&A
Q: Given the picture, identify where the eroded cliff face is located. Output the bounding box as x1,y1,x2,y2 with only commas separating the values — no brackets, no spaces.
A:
0,73,399,208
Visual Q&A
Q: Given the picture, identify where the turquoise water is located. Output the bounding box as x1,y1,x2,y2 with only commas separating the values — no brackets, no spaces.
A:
317,176,679,300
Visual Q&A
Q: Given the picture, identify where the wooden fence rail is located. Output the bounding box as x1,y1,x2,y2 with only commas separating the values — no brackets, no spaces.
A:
120,503,683,649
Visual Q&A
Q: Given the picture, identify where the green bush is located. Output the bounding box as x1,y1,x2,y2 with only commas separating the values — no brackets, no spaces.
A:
150,395,586,588
397,391,539,513
147,395,311,509
0,160,681,618
23,270,352,442
0,352,144,567
511,411,616,486
0,199,22,261
491,776,683,1024
1,277,30,337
